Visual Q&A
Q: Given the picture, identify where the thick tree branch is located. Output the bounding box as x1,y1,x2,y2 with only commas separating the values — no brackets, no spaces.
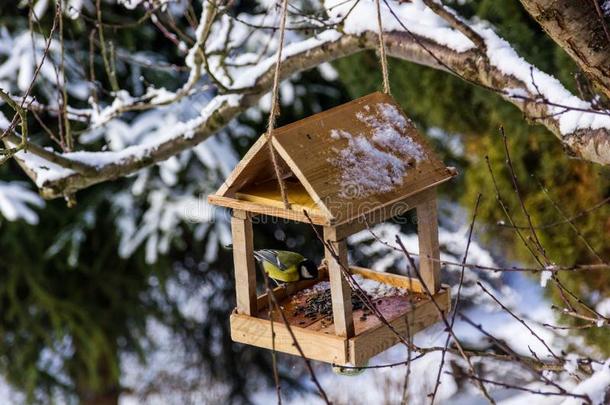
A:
18,22,610,198
3,133,96,175
519,0,610,100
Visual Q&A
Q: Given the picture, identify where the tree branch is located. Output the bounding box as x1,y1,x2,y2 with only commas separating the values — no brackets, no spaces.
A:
16,6,610,198
519,0,610,100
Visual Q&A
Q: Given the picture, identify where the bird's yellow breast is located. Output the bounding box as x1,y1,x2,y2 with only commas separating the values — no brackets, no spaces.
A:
262,261,300,283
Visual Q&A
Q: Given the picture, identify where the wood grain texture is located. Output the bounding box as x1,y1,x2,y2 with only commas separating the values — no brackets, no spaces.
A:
208,194,330,225
215,134,270,197
230,313,349,364
208,92,456,225
333,186,440,239
324,227,355,338
230,265,450,366
272,92,454,224
416,190,441,293
231,209,257,315
348,286,451,366
235,178,322,213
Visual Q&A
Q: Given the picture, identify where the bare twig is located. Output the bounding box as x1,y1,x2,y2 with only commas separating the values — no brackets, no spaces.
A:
458,314,589,402
96,0,120,92
430,193,481,404
535,177,607,264
262,270,282,405
422,0,486,51
477,281,560,361
259,266,331,404
395,237,496,404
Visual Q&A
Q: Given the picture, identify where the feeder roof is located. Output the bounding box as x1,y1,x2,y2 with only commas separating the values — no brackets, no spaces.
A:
208,92,456,226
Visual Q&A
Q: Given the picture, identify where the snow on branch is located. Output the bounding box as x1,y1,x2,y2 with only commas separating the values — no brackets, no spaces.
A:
4,0,610,199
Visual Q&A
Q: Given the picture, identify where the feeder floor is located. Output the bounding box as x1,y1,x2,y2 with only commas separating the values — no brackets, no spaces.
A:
230,266,450,366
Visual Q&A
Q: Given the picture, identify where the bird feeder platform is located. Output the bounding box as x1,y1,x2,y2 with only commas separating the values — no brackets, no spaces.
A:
208,92,457,366
231,266,450,366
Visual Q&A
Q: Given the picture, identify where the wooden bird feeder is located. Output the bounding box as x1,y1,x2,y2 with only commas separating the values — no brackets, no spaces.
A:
208,92,457,366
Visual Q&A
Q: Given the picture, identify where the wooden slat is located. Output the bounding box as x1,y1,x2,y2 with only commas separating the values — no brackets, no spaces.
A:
324,227,355,338
231,210,257,315
216,135,270,197
236,179,322,213
272,92,457,224
230,313,348,365
416,190,441,293
271,137,334,218
349,266,426,293
208,194,330,225
333,187,436,239
210,92,457,227
348,287,451,366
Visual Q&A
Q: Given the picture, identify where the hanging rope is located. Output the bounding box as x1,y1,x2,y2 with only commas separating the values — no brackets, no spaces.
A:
375,0,391,94
265,0,291,209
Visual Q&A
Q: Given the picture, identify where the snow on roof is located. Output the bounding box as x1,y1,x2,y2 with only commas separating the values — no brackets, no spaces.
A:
211,92,455,224
328,102,426,199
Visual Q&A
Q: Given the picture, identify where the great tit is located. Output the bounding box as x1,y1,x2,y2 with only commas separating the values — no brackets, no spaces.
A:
253,249,319,284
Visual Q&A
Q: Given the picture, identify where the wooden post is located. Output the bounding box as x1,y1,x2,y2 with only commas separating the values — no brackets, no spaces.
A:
416,190,441,294
323,227,355,338
231,209,257,315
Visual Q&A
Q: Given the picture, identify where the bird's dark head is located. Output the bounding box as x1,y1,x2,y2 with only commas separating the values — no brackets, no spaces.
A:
299,259,319,280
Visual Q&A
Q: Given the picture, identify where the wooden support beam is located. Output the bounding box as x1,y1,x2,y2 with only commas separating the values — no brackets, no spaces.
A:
230,313,349,365
231,209,257,315
323,227,355,338
208,194,330,225
416,189,441,293
333,187,435,240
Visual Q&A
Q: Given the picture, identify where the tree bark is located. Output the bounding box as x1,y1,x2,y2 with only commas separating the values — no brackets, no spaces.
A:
80,391,120,405
11,11,610,198
72,339,121,405
520,0,610,99
24,29,610,199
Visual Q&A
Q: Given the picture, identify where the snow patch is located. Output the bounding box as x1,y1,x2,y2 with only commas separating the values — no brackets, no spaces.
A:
564,353,579,374
563,361,610,405
540,269,553,287
596,298,610,318
353,273,406,298
11,147,76,188
325,0,475,52
299,274,407,300
324,0,610,135
0,181,44,224
328,102,425,198
479,27,610,134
